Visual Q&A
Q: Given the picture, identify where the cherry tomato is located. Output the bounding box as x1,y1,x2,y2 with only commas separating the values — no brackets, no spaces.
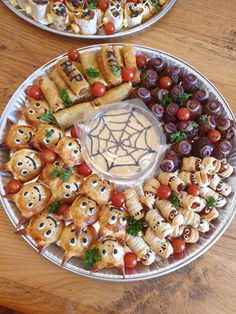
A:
104,22,115,35
157,185,172,200
91,82,106,97
177,108,191,121
25,85,42,100
129,0,138,2
70,126,78,138
121,67,135,82
75,162,92,177
136,54,147,68
4,179,23,194
111,192,126,207
56,203,70,216
171,238,186,254
42,149,57,163
187,184,200,196
124,252,138,269
159,76,172,89
208,130,221,143
98,0,109,12
68,48,80,62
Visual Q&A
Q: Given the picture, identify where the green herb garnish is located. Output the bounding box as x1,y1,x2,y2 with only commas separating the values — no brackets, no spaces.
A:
49,168,61,179
199,114,208,123
111,65,121,77
45,129,53,138
192,121,198,128
206,196,216,208
178,93,192,103
48,199,63,214
49,168,72,181
86,67,99,78
127,216,145,236
169,131,187,143
169,194,180,209
83,248,101,270
87,0,97,9
160,94,171,107
60,89,72,107
151,0,161,12
39,110,57,125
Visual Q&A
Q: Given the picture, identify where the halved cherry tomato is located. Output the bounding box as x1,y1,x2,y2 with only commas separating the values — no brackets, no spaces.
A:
187,184,200,196
124,252,138,269
75,162,92,177
159,76,172,89
56,203,70,216
111,192,126,207
25,85,42,100
136,54,147,68
4,179,23,194
104,22,115,35
177,108,190,121
70,126,78,138
98,0,109,12
208,130,221,143
42,149,57,163
68,48,80,62
121,67,135,82
171,238,186,254
157,185,172,200
91,82,106,97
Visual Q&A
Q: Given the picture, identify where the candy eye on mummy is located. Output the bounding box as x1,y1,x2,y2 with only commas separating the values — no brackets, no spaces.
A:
70,237,76,246
82,237,88,246
54,161,61,167
120,217,126,225
44,138,51,144
17,161,24,167
64,184,71,190
67,142,73,148
113,249,118,257
100,187,106,194
17,129,24,135
72,150,79,157
23,191,29,197
102,249,107,257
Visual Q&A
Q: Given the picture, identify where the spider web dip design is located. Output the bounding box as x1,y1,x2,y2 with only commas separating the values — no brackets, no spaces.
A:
85,107,159,178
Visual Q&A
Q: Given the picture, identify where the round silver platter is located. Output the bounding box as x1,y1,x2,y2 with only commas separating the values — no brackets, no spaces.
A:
2,0,176,39
0,44,236,282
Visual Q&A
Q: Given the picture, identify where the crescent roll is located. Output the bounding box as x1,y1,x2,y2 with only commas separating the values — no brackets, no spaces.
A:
178,171,211,187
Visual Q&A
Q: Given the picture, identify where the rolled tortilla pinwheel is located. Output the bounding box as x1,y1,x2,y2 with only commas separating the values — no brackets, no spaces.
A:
65,0,85,12
17,0,27,9
124,3,144,28
104,2,123,32
74,9,98,35
27,0,50,25
48,2,70,30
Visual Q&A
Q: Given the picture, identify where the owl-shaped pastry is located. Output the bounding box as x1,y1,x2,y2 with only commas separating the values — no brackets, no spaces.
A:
23,210,64,253
98,205,127,241
91,237,125,276
0,149,44,182
69,195,99,235
40,158,64,182
58,223,96,266
5,182,51,224
54,136,83,166
32,124,64,150
81,174,114,207
20,100,50,126
4,124,36,151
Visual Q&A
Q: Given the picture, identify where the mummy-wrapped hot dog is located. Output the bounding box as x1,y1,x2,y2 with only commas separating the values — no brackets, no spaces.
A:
124,188,145,220
178,226,199,243
26,0,50,25
198,217,210,233
181,156,203,172
180,209,200,228
104,2,123,33
145,209,172,239
217,159,234,178
209,174,232,196
143,228,173,258
199,206,219,223
178,170,211,187
158,171,185,192
140,177,160,209
48,2,70,30
155,199,184,226
175,192,206,212
199,186,226,208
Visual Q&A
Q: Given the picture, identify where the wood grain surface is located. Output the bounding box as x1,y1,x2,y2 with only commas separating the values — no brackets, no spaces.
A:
0,0,236,313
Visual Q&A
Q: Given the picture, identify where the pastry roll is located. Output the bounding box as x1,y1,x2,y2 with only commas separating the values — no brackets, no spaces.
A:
201,157,221,174
122,45,140,85
91,82,132,107
20,100,50,126
49,68,77,103
113,46,124,68
175,192,206,212
38,76,64,112
181,156,202,172
48,2,70,30
4,124,36,151
80,51,107,86
100,46,122,86
155,199,184,226
178,226,199,243
144,228,173,258
178,171,211,187
143,177,160,194
124,188,145,220
145,209,172,239
27,0,50,25
126,233,156,265
199,186,226,208
199,206,219,223
140,192,156,209
217,159,234,178
56,58,90,97
209,174,232,196
32,124,64,151
158,171,185,193
96,51,107,81
180,209,200,228
104,2,123,32
198,218,210,233
74,9,98,35
124,3,144,28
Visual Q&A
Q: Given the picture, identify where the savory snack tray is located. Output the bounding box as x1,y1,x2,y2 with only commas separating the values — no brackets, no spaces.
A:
2,0,176,38
0,44,236,281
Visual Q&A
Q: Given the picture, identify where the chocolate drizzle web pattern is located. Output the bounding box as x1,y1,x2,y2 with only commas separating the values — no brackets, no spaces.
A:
86,108,158,174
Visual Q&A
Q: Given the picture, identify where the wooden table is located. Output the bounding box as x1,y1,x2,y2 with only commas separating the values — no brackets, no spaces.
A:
0,0,236,313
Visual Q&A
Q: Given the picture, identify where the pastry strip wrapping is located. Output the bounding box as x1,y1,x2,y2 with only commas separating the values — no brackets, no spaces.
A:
124,188,144,220
158,171,185,192
143,228,173,258
155,199,184,225
145,209,172,239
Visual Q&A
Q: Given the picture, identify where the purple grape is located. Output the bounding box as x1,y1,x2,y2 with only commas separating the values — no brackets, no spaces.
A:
204,100,223,116
186,99,202,119
166,66,181,84
193,89,209,103
147,57,166,73
152,104,164,119
170,85,184,103
141,69,158,90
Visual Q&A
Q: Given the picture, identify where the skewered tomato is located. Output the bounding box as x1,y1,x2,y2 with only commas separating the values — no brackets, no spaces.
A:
121,67,135,82
68,48,80,62
75,162,92,177
111,192,126,207
187,184,200,196
124,252,138,268
91,82,106,97
136,55,147,68
42,149,57,163
159,76,172,89
98,0,109,12
25,85,42,100
157,185,172,200
4,179,23,194
208,130,221,143
177,108,191,121
171,238,186,254
104,22,115,35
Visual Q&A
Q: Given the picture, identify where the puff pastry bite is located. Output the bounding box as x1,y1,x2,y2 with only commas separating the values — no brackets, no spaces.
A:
175,192,206,212
54,136,83,166
32,124,64,150
58,224,96,266
124,188,145,220
201,157,221,173
143,228,173,258
20,100,50,126
155,199,184,226
4,124,36,151
209,174,232,196
158,171,185,193
0,149,44,182
145,209,172,239
40,158,64,182
126,233,156,265
199,186,226,208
